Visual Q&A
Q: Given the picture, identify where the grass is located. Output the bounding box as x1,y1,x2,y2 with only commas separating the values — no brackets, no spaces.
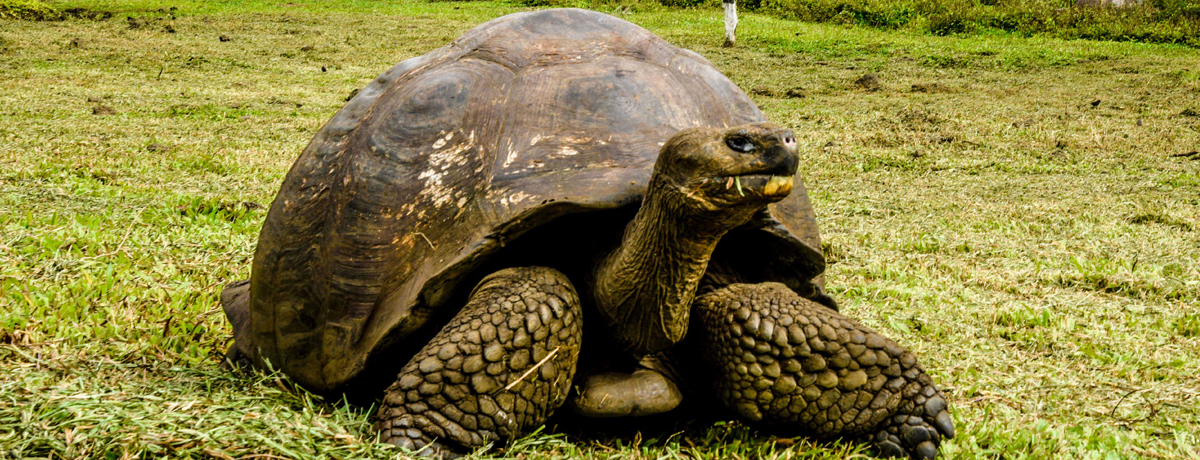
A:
763,0,1200,47
523,0,1200,47
2,0,1199,459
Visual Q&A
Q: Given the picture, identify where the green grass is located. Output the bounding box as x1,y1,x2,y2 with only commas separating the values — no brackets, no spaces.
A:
2,1,1199,459
766,0,1200,47
523,0,1200,47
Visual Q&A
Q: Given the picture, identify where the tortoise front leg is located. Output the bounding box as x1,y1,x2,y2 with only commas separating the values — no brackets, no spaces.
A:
374,267,582,458
690,283,955,459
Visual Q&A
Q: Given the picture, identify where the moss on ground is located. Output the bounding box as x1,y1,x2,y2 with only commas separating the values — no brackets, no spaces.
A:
0,0,57,19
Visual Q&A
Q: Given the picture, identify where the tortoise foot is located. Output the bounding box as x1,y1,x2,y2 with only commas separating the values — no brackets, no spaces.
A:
691,282,954,459
860,373,955,459
220,344,253,370
379,413,462,459
864,417,942,459
373,267,582,456
569,367,683,418
861,387,954,459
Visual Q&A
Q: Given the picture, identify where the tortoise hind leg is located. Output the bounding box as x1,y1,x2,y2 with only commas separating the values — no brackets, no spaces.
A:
568,355,684,418
690,282,954,459
219,279,254,369
374,267,583,458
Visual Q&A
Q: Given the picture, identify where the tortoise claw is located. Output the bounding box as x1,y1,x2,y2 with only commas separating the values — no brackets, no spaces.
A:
876,438,906,458
380,421,462,459
933,409,956,439
220,344,253,370
915,441,938,459
867,411,952,459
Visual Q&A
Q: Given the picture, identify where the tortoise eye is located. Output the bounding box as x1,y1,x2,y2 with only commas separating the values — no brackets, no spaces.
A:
726,136,756,153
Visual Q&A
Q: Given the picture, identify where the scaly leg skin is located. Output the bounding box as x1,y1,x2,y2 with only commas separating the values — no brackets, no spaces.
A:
374,267,583,458
691,283,955,459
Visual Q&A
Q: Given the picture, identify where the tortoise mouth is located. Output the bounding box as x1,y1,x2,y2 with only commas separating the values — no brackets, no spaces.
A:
696,173,794,200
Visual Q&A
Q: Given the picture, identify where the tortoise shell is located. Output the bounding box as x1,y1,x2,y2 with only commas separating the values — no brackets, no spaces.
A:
223,8,828,394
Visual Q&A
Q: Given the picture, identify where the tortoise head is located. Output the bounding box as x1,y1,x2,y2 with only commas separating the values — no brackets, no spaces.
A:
587,123,800,354
653,122,799,227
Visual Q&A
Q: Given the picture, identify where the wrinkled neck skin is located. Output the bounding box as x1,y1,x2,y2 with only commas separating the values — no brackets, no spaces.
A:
591,175,763,355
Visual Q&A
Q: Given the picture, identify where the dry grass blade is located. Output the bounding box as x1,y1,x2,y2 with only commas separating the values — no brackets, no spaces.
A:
503,346,560,392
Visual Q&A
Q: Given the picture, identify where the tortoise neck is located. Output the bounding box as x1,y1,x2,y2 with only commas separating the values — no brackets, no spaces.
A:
591,177,744,355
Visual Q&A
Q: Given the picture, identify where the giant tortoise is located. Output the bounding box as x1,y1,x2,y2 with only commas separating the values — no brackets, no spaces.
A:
220,8,955,459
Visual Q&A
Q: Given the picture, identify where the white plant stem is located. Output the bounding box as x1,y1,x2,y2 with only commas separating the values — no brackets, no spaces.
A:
723,0,738,47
